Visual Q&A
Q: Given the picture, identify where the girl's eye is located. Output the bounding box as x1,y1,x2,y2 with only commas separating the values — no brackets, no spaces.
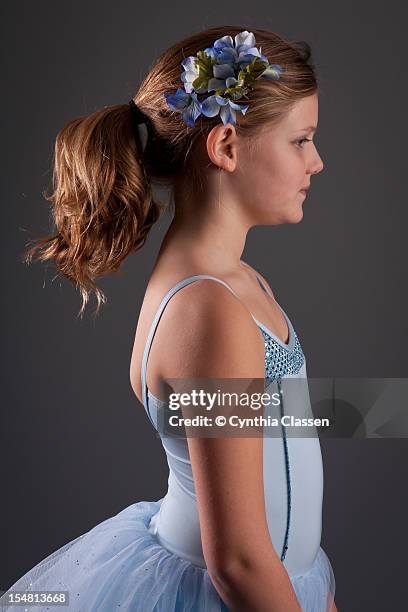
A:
295,137,313,147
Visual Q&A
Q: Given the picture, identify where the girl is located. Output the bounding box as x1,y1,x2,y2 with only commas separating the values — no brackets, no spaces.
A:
5,25,337,612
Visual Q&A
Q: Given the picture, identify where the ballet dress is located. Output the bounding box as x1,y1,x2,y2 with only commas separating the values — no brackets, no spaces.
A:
2,274,336,611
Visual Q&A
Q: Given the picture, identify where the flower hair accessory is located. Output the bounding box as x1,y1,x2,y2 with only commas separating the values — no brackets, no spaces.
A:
164,30,284,127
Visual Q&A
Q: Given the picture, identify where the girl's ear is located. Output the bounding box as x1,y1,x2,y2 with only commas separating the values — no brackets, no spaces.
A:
206,123,238,172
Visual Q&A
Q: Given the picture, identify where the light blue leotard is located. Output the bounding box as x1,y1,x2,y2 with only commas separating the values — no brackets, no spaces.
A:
141,274,336,607
1,274,336,612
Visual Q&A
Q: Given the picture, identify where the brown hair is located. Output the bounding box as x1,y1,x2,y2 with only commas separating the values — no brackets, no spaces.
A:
24,25,318,317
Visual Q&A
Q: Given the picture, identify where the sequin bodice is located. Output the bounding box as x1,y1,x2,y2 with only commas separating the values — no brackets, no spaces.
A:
261,327,305,380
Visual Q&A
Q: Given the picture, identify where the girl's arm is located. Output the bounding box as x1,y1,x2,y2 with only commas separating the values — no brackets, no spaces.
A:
189,433,302,612
163,280,302,611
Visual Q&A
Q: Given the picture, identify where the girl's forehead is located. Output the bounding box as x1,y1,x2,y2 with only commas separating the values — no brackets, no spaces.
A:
286,96,319,127
262,96,318,137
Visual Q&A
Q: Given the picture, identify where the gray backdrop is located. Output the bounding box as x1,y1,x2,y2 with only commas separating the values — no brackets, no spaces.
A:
2,1,407,610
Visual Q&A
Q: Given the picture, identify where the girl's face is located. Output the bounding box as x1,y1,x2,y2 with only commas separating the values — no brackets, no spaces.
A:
236,93,324,225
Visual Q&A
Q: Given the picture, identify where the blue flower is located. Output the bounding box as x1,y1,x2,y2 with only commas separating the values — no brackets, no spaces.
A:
201,95,249,126
163,30,285,127
180,56,208,94
163,88,203,126
205,31,268,70
260,64,285,81
207,63,236,92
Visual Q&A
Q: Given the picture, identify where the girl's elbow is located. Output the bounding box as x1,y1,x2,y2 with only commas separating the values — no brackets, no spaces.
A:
207,550,262,589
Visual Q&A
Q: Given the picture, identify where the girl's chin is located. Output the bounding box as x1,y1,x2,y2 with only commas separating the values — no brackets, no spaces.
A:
289,203,304,223
257,199,305,225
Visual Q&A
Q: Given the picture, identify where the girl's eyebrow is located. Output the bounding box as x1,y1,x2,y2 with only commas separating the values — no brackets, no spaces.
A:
295,126,317,133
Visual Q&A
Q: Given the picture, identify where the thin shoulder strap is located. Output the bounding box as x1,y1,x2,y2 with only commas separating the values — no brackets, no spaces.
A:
240,261,274,298
256,274,274,298
140,274,239,427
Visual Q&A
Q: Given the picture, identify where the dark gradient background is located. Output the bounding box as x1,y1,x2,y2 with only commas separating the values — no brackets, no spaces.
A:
1,1,407,610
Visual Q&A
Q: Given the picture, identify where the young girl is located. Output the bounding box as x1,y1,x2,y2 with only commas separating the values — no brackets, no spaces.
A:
4,25,337,612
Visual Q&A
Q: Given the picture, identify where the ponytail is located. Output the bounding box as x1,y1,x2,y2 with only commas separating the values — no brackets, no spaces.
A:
24,104,162,317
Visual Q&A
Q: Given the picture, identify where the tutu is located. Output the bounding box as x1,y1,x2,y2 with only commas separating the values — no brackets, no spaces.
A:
2,498,335,612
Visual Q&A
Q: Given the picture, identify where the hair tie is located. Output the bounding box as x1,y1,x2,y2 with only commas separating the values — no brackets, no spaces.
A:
129,99,146,124
128,100,148,152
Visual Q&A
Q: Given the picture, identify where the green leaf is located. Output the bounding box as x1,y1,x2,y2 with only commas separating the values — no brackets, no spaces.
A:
192,75,209,90
195,50,216,80
228,86,251,101
238,57,269,86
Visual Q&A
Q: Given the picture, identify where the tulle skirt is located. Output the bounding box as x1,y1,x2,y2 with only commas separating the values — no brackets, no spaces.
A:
2,498,335,611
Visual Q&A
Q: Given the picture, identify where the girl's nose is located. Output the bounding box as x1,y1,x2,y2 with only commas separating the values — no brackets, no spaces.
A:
310,151,324,175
